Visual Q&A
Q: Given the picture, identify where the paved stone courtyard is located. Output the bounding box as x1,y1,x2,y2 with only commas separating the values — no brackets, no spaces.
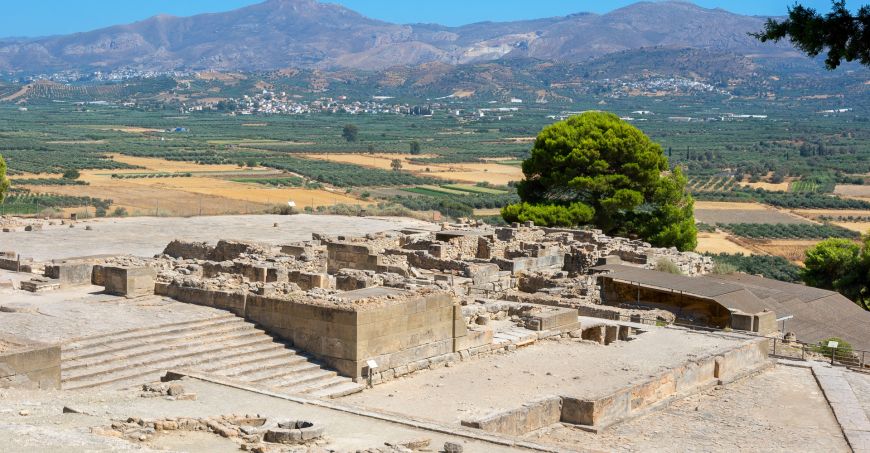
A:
0,214,434,260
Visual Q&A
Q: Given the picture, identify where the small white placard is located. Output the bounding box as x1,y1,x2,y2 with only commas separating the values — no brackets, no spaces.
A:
827,341,839,349
366,359,379,369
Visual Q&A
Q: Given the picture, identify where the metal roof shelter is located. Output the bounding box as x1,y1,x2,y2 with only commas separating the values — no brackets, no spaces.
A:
593,264,870,351
709,273,870,351
593,264,767,314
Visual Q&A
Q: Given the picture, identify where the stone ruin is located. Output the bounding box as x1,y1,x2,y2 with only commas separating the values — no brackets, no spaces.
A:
3,221,711,384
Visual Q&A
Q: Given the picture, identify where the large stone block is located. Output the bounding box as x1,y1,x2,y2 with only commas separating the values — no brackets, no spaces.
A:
0,339,60,390
102,266,156,298
44,262,93,287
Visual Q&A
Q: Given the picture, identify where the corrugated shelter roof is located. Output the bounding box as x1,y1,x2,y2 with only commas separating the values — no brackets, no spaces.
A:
593,264,766,313
594,265,870,350
709,274,870,351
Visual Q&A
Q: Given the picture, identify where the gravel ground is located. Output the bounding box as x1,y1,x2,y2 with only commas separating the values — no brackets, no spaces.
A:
529,365,849,452
342,328,747,424
0,214,436,260
0,281,226,343
0,379,529,453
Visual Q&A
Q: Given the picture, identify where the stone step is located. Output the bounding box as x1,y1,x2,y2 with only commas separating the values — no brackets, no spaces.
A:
259,367,337,389
216,354,309,379
62,336,278,391
288,375,350,395
62,331,272,383
242,361,324,383
62,321,261,369
65,314,239,349
193,344,297,374
306,380,365,399
63,316,247,360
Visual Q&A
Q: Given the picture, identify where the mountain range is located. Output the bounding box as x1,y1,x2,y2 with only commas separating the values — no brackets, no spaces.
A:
0,0,804,73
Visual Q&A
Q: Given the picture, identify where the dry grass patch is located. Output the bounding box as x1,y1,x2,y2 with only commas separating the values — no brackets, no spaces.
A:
743,181,791,191
791,209,870,219
695,231,756,255
832,222,870,234
303,153,523,185
695,203,809,225
694,201,768,211
835,184,870,199
107,154,241,172
750,239,822,263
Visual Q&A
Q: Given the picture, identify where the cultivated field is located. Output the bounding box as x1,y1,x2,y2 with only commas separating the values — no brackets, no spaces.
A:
694,201,810,225
695,231,756,255
749,239,822,263
303,153,523,185
791,209,870,219
835,184,870,199
832,221,870,234
21,155,365,216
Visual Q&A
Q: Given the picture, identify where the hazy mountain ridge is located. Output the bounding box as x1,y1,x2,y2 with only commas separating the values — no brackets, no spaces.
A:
0,0,800,73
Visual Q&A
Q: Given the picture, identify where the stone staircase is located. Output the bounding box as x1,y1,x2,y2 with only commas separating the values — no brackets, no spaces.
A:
61,313,363,399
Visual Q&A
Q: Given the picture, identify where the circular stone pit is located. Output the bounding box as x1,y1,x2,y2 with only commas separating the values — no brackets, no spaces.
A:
263,420,323,444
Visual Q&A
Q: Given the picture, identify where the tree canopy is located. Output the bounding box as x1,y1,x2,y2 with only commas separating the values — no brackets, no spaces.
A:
754,1,870,69
342,124,359,142
802,236,870,310
502,112,697,251
0,154,9,203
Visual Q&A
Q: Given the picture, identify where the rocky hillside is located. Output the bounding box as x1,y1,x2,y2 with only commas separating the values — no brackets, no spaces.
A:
0,0,800,73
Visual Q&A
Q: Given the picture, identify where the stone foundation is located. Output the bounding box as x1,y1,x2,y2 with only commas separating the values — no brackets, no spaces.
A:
0,336,61,390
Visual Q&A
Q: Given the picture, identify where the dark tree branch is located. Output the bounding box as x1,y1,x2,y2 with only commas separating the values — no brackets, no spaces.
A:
752,1,870,69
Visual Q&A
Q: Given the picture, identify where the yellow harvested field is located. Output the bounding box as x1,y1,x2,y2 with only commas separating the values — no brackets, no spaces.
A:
106,154,242,172
695,232,756,255
115,176,361,208
693,201,768,210
303,153,524,185
835,184,870,199
791,209,870,219
89,126,164,134
743,181,791,191
832,222,870,234
751,240,821,263
30,155,365,216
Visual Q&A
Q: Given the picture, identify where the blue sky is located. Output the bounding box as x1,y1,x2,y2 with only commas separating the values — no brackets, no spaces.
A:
0,0,857,38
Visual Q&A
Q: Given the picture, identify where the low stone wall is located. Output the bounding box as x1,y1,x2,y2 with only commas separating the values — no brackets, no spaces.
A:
44,262,93,287
0,252,33,273
155,283,247,317
462,337,770,435
0,337,61,390
461,396,563,436
561,337,770,430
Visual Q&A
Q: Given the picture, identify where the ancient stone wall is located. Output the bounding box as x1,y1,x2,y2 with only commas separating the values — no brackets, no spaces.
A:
0,337,61,390
600,278,730,327
162,240,214,260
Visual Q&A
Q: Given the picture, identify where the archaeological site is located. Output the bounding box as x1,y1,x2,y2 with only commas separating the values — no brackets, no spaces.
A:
1,213,868,452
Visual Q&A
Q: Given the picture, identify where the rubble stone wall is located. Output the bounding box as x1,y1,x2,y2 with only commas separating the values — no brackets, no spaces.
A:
600,278,730,327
